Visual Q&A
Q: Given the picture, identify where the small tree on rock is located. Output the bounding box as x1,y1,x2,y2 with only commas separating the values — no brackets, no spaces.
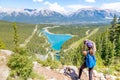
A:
13,23,19,52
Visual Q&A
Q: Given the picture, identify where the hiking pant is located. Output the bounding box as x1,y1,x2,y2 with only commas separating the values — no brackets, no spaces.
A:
78,62,93,80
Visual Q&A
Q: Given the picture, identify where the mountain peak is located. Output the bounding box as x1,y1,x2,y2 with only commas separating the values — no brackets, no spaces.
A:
24,9,37,12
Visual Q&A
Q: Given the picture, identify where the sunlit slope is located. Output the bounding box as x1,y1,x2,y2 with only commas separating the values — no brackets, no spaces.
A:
70,28,99,49
0,20,35,49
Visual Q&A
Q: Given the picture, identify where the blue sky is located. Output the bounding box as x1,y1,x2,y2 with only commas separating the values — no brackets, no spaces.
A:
0,0,120,13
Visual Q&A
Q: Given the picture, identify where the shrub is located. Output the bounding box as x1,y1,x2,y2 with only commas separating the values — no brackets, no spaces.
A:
0,38,5,49
38,56,61,69
30,72,46,80
50,60,61,69
114,64,120,72
7,49,33,79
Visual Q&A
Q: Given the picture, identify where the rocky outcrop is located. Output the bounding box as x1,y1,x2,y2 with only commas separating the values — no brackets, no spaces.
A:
0,50,13,80
58,66,119,80
0,50,119,80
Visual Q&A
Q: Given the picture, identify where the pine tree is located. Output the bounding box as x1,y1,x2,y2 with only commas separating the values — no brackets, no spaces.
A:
107,40,115,65
13,23,19,52
109,15,117,42
115,35,120,56
114,17,120,56
101,30,115,66
118,17,120,24
111,15,117,28
101,32,108,63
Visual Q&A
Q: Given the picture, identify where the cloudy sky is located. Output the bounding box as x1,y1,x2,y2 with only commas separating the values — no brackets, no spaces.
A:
0,0,120,13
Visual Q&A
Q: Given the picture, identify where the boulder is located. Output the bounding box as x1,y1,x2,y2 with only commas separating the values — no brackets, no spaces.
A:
0,66,10,80
59,69,64,74
0,56,6,62
93,70,98,77
110,75,117,80
0,50,13,56
100,77,106,80
47,77,56,80
105,74,111,80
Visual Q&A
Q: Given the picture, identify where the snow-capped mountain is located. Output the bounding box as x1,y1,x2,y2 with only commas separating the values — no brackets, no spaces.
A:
69,8,120,23
71,8,119,19
0,8,120,24
0,8,65,23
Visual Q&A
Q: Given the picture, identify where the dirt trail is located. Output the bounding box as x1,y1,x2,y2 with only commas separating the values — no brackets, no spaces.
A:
33,62,91,80
20,25,38,47
33,62,71,80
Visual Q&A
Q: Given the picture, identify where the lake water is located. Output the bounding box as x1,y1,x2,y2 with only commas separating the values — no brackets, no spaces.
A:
43,30,72,51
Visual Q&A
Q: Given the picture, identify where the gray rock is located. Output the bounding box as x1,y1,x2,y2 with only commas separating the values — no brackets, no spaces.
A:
100,77,106,80
59,69,64,74
99,73,104,78
93,70,98,77
0,50,13,56
105,74,111,79
27,78,32,80
0,66,10,80
110,75,117,80
45,66,51,70
83,69,89,76
47,77,56,80
0,56,6,62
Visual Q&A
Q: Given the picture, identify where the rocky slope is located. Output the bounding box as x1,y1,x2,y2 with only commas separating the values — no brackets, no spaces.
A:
0,49,119,80
0,50,13,80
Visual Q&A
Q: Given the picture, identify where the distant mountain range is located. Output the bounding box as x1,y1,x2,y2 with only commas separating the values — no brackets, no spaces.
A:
0,8,120,24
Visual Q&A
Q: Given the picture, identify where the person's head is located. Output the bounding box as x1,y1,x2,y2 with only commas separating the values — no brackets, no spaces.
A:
84,40,93,49
87,42,93,49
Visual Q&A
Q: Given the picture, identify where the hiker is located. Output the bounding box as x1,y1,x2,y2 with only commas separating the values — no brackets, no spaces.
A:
78,39,96,80
64,67,79,80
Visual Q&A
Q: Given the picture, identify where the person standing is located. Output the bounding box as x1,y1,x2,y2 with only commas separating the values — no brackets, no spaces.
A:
78,39,96,80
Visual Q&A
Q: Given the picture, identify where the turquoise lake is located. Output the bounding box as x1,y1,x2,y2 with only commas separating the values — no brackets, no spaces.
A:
43,30,72,51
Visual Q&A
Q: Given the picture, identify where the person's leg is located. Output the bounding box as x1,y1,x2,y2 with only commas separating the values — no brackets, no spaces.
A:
89,68,93,80
78,62,87,79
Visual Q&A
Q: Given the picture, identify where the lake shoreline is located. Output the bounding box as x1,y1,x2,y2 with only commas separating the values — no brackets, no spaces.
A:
42,26,73,51
43,26,75,37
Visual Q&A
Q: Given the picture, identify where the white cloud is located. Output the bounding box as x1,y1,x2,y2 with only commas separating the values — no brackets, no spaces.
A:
101,2,120,11
44,1,67,14
85,0,95,3
33,0,43,3
67,5,93,11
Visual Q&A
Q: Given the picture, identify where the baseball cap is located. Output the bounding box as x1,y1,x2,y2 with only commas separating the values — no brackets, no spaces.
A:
84,41,93,48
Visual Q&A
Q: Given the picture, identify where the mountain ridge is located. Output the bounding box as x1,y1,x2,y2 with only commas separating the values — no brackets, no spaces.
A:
0,8,120,24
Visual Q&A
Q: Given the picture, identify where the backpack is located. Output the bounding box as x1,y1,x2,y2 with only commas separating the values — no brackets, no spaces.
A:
85,52,96,68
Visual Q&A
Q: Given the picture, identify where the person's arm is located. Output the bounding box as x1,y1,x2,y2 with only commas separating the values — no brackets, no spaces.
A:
82,44,86,51
91,41,96,54
92,42,96,52
83,40,87,51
